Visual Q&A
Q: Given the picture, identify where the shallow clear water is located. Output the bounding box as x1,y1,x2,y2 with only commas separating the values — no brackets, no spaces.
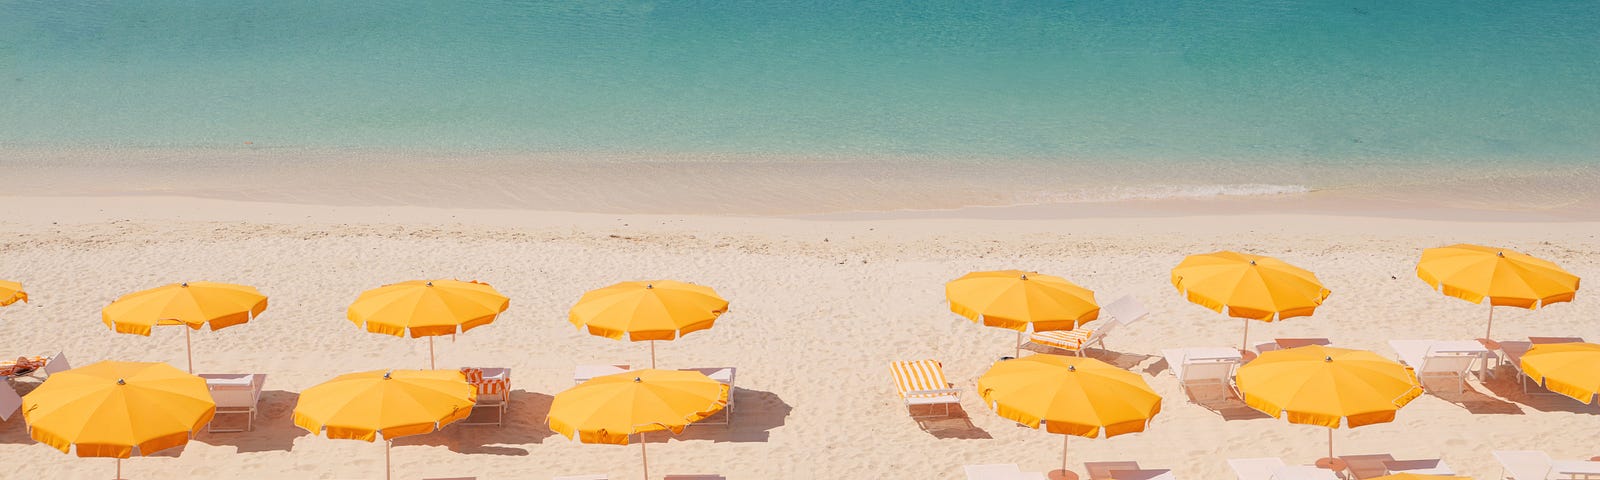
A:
3,0,1598,164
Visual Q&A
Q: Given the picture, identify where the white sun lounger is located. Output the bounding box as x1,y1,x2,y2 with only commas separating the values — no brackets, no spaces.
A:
1493,450,1553,480
199,373,265,433
1160,347,1242,402
890,359,960,418
1389,340,1483,394
1027,295,1147,356
680,367,735,425
42,352,70,376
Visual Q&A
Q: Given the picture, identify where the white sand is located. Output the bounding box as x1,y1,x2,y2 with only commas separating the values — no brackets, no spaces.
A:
1,195,1596,479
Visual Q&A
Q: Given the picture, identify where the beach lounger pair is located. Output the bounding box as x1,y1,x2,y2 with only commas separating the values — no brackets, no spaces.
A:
1387,340,1486,394
1227,458,1339,480
1495,450,1600,479
199,373,266,433
1338,454,1454,478
1025,295,1148,356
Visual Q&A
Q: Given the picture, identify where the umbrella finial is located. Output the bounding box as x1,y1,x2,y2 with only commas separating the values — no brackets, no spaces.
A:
1019,274,1028,280
1498,251,1505,258
117,378,126,385
1067,365,1076,372
1324,356,1333,363
645,283,654,289
634,377,643,383
1249,260,1257,266
180,282,189,287
383,370,393,379
425,281,434,287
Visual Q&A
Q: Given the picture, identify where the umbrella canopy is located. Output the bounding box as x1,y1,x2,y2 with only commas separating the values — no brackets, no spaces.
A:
548,369,729,479
22,361,214,478
1236,345,1421,461
1416,244,1580,338
293,369,477,480
347,279,509,368
1520,342,1600,404
102,282,268,372
947,270,1099,357
0,280,25,306
569,280,729,367
1171,252,1330,350
977,354,1161,478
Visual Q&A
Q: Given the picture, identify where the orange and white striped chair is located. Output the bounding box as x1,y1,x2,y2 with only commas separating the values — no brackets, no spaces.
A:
459,367,510,426
889,359,961,419
1027,295,1147,356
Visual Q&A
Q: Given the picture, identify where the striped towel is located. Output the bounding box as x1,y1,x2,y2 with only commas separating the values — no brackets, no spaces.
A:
889,360,949,398
459,367,510,396
1031,329,1093,350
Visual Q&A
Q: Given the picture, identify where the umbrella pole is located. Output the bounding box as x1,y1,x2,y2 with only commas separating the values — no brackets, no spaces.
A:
1328,428,1333,459
386,440,392,480
640,432,649,480
650,340,657,369
1485,305,1495,340
1241,318,1250,352
1016,331,1023,358
186,327,194,374
1063,434,1069,473
116,458,121,480
429,337,436,370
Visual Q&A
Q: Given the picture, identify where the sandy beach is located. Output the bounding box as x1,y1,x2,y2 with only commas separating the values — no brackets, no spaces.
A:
1,194,1595,479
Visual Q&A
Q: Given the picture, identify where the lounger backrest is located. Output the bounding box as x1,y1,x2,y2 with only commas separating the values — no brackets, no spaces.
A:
1419,350,1476,375
1101,295,1148,326
0,383,21,421
1181,358,1237,384
889,360,949,397
42,352,70,376
1492,450,1552,480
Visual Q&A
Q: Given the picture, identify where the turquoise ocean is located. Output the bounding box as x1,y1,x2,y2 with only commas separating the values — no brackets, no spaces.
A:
2,0,1598,213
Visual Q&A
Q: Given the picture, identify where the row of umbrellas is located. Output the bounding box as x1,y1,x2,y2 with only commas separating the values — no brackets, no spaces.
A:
0,242,1588,479
3,279,731,479
945,244,1586,479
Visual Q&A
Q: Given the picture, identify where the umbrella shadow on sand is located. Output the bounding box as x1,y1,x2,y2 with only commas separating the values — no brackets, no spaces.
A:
643,388,792,444
0,378,44,445
1479,366,1599,415
393,390,555,456
1025,344,1156,371
193,390,305,453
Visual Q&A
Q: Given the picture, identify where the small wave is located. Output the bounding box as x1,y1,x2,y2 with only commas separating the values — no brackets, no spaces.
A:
1015,183,1312,204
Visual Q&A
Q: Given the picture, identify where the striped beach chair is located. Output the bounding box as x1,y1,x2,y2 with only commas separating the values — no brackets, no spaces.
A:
1027,295,1147,356
459,367,510,426
889,359,961,418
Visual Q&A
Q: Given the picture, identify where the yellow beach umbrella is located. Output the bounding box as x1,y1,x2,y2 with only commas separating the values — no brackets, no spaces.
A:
548,369,729,480
293,369,476,480
947,270,1100,357
22,361,214,479
1172,251,1331,351
977,354,1161,480
1236,345,1421,466
569,280,729,368
1521,342,1600,404
348,279,510,369
1417,244,1580,339
103,282,268,373
0,280,26,306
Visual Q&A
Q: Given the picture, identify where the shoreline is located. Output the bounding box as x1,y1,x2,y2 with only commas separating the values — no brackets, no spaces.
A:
2,146,1596,220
